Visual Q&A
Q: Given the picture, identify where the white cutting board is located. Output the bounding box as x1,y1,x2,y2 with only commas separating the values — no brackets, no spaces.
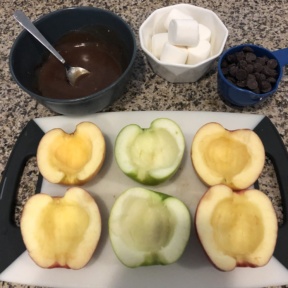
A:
1,111,288,288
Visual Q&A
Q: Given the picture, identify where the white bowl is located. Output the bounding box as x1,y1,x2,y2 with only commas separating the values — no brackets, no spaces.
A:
139,4,228,83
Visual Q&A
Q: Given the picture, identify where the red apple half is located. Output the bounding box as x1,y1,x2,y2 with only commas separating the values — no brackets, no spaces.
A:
20,187,102,269
37,121,106,185
195,184,278,271
191,122,265,190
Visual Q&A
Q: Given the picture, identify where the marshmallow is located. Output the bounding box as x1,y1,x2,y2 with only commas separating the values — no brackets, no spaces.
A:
151,33,169,59
187,40,211,65
153,13,167,34
164,9,193,30
160,42,188,65
199,24,212,42
168,19,199,47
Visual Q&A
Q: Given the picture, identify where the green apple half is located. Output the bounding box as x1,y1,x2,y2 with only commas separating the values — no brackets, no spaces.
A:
114,118,185,185
109,187,191,267
195,184,278,271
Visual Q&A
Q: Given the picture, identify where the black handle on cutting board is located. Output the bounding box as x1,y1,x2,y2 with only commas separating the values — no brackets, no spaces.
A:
254,116,288,269
0,120,44,273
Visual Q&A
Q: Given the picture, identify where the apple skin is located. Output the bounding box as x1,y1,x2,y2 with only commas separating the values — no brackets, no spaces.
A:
195,184,278,272
37,121,106,185
191,122,265,190
109,187,191,267
114,118,185,185
20,187,102,269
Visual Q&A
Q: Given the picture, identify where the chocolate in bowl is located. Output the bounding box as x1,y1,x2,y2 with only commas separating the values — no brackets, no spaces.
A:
37,26,127,100
9,7,136,115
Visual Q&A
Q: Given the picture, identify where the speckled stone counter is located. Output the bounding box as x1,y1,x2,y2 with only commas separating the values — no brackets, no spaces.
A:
0,0,288,287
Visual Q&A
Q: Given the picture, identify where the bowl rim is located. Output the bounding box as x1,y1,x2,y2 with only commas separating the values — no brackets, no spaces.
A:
139,3,229,69
9,6,137,104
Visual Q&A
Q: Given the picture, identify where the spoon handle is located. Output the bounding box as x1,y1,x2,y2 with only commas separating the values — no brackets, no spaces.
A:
13,10,65,64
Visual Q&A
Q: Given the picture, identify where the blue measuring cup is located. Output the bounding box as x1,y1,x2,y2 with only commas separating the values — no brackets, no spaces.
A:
217,44,288,107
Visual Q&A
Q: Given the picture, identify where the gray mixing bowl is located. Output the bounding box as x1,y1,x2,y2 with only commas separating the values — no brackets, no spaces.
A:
9,6,137,115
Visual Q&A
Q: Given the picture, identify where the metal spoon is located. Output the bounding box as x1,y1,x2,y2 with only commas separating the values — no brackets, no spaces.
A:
13,10,89,86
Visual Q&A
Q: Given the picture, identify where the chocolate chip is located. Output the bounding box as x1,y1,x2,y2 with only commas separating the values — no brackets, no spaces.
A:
267,58,278,69
227,54,237,63
254,62,264,72
245,52,257,62
235,68,248,81
260,81,272,93
266,76,277,83
246,64,254,73
242,46,254,53
252,87,261,94
263,66,278,77
247,78,258,90
236,51,245,61
247,73,256,81
229,65,238,77
256,57,267,65
239,59,248,69
227,76,236,84
255,72,266,82
237,80,247,88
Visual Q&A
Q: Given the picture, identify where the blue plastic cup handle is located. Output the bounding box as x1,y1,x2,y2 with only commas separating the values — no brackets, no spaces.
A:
273,47,288,68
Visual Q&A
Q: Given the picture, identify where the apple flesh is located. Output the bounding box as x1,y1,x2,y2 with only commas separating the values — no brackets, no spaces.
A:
191,122,265,190
195,184,278,271
114,118,185,185
109,187,191,267
20,187,102,269
37,121,106,185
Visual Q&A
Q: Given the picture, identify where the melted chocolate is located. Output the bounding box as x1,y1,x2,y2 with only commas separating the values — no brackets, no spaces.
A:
37,27,125,99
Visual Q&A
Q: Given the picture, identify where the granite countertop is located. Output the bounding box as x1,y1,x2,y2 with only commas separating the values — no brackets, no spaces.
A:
1,0,288,287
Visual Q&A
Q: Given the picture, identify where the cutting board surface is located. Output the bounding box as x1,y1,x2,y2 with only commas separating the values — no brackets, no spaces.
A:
1,111,288,288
